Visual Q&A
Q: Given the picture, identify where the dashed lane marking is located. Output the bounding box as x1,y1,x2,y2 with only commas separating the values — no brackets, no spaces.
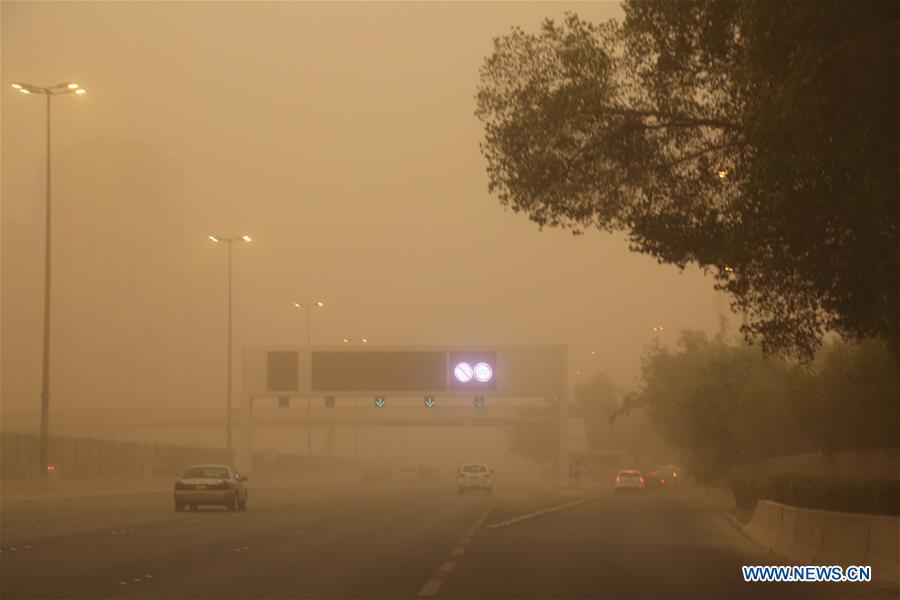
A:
418,579,443,597
417,499,495,597
437,561,456,575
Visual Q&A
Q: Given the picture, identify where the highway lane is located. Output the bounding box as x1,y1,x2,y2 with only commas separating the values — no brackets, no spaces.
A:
2,480,897,599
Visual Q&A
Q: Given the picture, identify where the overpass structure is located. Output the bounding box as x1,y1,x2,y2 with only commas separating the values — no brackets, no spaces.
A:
241,345,569,482
0,405,543,431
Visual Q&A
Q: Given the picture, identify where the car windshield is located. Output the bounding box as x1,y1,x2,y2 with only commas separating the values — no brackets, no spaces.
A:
462,465,488,473
182,467,229,479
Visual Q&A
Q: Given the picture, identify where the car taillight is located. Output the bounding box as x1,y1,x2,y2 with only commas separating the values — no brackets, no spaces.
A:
660,479,666,484
209,480,230,490
639,476,645,484
174,481,188,490
615,477,621,484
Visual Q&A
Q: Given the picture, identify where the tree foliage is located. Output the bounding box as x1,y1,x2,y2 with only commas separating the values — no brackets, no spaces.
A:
628,332,899,480
476,1,899,358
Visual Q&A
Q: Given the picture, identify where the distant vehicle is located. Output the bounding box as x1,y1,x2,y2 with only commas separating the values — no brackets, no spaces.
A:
174,464,248,511
613,469,646,494
457,463,493,494
647,464,681,489
658,464,682,482
398,465,420,483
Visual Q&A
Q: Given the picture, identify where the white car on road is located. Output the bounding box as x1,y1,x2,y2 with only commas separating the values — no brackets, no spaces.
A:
457,463,493,494
174,464,248,511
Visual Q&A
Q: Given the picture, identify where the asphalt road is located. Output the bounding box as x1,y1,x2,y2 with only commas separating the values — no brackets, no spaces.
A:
1,478,897,599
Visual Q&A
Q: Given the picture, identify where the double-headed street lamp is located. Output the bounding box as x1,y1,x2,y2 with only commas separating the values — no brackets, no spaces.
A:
342,337,369,344
293,301,325,455
651,325,666,348
209,234,252,456
12,80,87,475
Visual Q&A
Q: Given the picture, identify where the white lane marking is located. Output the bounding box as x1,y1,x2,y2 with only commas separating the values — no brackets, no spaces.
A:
23,545,31,549
131,578,142,582
417,499,496,598
145,574,153,578
438,561,456,574
118,582,128,586
485,496,594,529
418,579,443,598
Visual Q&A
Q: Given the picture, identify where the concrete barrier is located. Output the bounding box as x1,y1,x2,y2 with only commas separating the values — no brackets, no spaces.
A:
866,515,899,584
745,500,772,543
743,501,899,585
759,502,784,548
788,506,826,563
772,505,798,556
816,511,871,567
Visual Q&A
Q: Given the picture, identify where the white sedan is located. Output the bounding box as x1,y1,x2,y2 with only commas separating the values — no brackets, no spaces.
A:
174,464,248,511
457,463,493,494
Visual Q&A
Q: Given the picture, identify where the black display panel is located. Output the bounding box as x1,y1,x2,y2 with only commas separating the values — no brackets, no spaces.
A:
312,351,447,391
267,351,299,391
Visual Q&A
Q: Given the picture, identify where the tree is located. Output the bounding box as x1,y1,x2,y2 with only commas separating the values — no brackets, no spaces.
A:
623,331,898,480
794,339,900,452
476,1,899,359
574,372,619,446
629,331,808,480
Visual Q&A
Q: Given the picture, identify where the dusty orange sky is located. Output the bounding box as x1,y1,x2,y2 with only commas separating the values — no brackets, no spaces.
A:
2,1,729,414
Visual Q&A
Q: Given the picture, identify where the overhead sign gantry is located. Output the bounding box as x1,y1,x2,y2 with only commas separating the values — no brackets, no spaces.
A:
240,345,569,482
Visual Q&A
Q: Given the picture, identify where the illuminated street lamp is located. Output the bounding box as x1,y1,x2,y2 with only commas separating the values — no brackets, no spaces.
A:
12,80,87,475
209,234,252,455
651,325,667,348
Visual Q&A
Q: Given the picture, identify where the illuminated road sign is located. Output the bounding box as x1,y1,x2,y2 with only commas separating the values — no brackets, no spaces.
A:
374,396,386,408
453,362,474,383
424,396,436,408
473,362,493,383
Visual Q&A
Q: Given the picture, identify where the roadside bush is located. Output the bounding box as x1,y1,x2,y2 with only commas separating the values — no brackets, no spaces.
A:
729,474,767,510
729,473,899,516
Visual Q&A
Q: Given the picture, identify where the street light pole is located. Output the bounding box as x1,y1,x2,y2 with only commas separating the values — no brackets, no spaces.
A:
227,240,233,454
209,234,252,458
12,80,87,476
293,301,325,456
